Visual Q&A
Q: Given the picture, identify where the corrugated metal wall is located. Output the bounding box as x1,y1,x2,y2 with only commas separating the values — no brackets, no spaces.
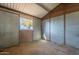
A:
42,19,50,40
66,11,79,48
51,15,64,44
42,11,79,48
42,4,79,49
0,10,19,48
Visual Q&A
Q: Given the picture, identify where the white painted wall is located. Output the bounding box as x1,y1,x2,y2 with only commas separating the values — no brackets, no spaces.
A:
33,18,41,40
0,10,19,48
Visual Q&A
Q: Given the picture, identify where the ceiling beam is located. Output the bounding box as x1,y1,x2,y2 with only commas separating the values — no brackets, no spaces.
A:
41,3,61,20
36,3,49,12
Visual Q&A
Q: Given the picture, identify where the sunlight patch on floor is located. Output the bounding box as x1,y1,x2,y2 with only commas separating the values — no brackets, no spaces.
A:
40,40,48,43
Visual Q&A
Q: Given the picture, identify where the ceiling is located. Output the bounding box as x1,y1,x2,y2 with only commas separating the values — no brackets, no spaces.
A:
0,3,59,18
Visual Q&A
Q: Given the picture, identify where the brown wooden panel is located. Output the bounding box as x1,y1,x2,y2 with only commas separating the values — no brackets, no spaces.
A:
20,30,33,42
64,3,79,14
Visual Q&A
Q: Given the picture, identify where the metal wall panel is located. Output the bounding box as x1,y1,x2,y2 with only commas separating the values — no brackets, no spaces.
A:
33,18,41,40
66,11,79,48
42,19,50,40
0,10,19,48
51,15,64,44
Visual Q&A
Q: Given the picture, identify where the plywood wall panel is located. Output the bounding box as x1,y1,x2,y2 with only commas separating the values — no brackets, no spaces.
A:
20,30,33,42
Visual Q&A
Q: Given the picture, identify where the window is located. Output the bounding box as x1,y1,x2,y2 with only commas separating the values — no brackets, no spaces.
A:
20,17,33,30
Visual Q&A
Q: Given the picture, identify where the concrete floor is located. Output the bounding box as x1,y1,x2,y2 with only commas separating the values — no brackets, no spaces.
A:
0,40,79,55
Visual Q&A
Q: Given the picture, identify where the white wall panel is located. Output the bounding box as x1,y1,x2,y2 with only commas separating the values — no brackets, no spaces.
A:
51,15,64,44
66,11,79,48
33,18,41,40
0,10,19,48
42,20,50,40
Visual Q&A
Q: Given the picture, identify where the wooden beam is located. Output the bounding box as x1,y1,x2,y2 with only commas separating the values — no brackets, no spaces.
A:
41,4,62,20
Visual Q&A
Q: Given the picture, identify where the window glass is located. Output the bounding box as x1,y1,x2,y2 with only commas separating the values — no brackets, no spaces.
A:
20,17,33,30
